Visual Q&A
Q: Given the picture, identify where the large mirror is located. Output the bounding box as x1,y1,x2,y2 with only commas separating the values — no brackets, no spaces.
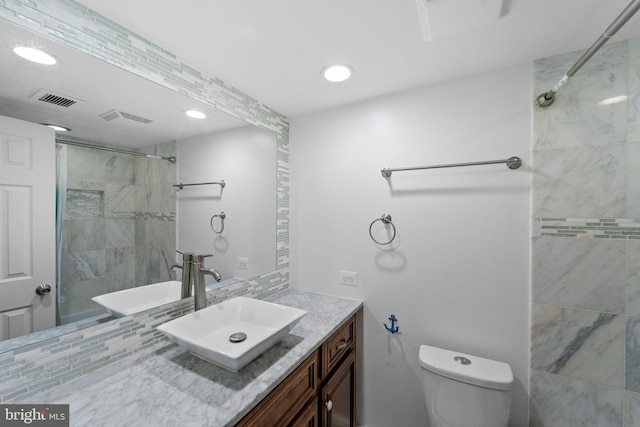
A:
0,19,277,351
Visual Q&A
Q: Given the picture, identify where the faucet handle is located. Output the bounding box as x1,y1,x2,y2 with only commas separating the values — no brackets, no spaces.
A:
194,254,213,262
176,250,194,261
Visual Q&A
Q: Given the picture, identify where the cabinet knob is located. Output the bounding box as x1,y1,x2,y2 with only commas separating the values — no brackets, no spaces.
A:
325,399,333,411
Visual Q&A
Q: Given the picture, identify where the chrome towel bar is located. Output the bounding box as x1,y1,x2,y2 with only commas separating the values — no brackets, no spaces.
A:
173,180,225,190
381,156,521,178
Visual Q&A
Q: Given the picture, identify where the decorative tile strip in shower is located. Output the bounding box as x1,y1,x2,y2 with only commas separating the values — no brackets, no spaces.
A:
535,218,640,240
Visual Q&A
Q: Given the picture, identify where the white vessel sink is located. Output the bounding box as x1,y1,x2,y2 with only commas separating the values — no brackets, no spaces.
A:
92,280,182,317
157,296,307,372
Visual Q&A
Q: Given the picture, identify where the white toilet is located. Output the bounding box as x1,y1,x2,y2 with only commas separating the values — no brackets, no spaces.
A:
419,344,513,427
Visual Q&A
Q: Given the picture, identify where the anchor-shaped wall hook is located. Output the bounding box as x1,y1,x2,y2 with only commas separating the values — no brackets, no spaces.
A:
384,314,399,334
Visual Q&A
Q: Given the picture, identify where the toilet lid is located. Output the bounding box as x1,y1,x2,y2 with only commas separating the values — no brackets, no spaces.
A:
419,345,513,390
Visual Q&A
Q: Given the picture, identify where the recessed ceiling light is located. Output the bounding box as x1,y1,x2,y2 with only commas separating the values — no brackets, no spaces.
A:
185,109,207,119
322,64,353,83
13,46,57,65
42,123,71,132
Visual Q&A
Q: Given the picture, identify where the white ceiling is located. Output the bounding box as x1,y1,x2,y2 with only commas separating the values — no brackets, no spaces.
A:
76,0,640,117
0,20,247,148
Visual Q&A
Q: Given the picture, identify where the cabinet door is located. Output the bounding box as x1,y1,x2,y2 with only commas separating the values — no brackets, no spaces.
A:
237,351,318,427
321,351,355,427
289,399,318,427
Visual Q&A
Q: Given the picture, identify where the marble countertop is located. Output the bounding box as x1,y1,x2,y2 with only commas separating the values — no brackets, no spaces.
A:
24,290,362,427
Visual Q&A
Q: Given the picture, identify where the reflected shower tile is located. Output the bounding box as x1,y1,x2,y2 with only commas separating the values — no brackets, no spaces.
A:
62,220,106,252
106,247,136,276
105,154,135,185
135,141,176,185
105,184,135,214
625,391,640,427
628,144,640,217
533,41,628,151
65,146,109,188
136,184,176,213
135,247,173,286
106,219,135,248
59,277,111,321
529,370,623,427
532,144,626,217
531,304,624,388
60,249,107,282
532,237,625,313
627,241,640,316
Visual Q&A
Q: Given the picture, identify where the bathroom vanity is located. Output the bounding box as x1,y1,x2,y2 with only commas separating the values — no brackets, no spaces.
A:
14,290,362,426
237,311,357,426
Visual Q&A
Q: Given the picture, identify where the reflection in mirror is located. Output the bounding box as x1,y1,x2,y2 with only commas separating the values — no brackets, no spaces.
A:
0,19,277,352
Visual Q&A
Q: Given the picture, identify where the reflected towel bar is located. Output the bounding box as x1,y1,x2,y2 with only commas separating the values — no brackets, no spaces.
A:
381,156,521,178
173,180,225,190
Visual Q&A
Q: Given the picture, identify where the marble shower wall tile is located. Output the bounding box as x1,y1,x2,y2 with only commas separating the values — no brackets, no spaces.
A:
625,391,640,427
529,370,623,427
627,241,640,316
532,144,626,218
533,42,628,151
531,304,625,388
628,143,640,217
532,237,625,313
628,39,640,144
625,316,640,392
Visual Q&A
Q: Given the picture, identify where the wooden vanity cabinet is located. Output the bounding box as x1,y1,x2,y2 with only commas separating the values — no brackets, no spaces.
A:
237,313,358,427
319,350,355,427
236,351,319,427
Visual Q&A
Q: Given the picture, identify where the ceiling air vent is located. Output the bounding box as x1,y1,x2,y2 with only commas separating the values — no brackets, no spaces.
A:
29,89,84,108
100,109,154,125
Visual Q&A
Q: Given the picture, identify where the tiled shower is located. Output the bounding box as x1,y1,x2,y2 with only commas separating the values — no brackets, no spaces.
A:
57,140,176,323
530,38,640,425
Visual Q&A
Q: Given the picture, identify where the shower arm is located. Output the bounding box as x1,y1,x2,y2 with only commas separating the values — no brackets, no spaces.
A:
536,0,640,107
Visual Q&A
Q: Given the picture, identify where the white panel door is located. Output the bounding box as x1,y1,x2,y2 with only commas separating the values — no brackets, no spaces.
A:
0,115,55,340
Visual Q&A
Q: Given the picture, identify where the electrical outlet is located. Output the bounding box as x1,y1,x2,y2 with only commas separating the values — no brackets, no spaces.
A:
237,257,249,270
339,270,358,287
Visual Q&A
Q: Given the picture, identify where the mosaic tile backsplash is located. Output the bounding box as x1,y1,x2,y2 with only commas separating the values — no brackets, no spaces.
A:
531,38,640,426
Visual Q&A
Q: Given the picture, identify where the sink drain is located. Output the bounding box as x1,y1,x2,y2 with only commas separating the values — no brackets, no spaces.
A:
229,332,247,343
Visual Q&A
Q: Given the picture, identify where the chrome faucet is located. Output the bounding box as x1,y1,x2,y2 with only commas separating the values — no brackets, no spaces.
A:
172,251,222,311
171,251,194,299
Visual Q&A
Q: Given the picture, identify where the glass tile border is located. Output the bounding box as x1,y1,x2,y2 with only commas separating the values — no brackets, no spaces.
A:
534,218,640,240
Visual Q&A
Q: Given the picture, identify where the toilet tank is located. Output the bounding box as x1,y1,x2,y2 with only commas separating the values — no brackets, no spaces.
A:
419,345,513,427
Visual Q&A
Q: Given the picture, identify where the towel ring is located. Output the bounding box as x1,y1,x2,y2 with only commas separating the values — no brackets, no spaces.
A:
210,212,226,234
369,213,396,245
